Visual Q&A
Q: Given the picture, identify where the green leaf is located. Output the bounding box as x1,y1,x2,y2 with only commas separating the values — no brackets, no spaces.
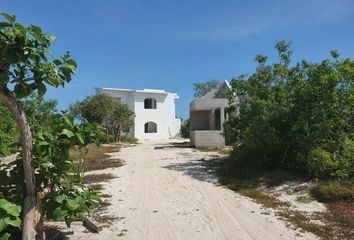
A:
14,83,33,98
66,199,79,211
0,72,9,84
4,47,20,64
4,217,21,228
0,233,11,240
15,22,27,35
0,22,12,28
59,66,73,81
75,133,85,145
37,83,47,96
0,199,21,216
61,129,75,138
53,59,62,66
66,59,77,69
52,207,68,220
47,34,56,43
55,195,67,204
0,219,7,232
0,13,15,22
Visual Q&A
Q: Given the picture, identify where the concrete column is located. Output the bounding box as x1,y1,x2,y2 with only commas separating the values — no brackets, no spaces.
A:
209,109,215,130
220,107,225,131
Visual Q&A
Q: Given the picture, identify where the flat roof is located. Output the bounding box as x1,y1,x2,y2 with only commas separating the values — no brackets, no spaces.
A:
96,87,179,98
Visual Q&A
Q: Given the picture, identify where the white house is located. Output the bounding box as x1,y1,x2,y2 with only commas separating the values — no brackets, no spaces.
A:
96,87,181,140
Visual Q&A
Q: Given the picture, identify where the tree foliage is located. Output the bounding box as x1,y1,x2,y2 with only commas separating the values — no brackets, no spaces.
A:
181,119,190,138
0,12,101,239
193,80,221,97
0,94,57,157
0,103,18,156
70,94,135,142
225,41,354,180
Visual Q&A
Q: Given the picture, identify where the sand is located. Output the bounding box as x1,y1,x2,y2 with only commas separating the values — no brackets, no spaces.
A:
55,139,317,240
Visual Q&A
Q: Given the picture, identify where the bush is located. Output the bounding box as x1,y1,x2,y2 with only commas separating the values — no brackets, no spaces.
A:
312,180,354,203
225,41,354,180
308,148,337,179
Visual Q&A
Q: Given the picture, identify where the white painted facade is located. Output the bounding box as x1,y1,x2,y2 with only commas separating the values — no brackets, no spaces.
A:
96,87,181,140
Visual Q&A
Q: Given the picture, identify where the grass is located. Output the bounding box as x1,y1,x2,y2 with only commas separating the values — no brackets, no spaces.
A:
276,209,334,239
296,195,312,204
171,141,190,148
311,179,354,203
121,136,139,144
71,143,124,172
83,173,116,184
217,160,354,239
238,188,289,208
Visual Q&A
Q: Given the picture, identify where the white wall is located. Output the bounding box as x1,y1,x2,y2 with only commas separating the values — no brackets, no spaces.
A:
97,88,181,140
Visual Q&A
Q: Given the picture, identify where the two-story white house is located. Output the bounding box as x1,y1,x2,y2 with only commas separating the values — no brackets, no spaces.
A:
96,87,181,140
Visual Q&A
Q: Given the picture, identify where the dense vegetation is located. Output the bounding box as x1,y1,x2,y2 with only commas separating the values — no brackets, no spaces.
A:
0,13,102,239
224,41,354,180
0,95,57,156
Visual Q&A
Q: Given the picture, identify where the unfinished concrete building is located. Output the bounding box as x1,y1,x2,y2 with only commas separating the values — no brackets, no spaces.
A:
189,81,231,148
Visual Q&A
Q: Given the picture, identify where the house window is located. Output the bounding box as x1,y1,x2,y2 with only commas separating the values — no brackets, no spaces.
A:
144,98,157,109
144,122,157,133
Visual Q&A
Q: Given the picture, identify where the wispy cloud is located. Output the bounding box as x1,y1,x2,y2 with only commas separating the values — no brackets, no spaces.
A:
195,19,275,42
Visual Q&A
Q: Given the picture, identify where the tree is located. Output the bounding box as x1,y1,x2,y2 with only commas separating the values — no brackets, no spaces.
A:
70,94,116,126
181,119,190,138
70,94,134,142
225,41,354,180
0,102,19,156
20,94,57,134
107,103,134,142
0,13,77,239
193,80,221,97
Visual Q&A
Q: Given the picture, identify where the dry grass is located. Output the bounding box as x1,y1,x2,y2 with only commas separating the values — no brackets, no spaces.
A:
217,163,354,239
71,144,124,172
83,173,116,184
311,180,354,203
171,141,190,148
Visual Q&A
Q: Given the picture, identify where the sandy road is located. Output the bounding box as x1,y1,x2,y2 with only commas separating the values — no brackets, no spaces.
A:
65,139,316,240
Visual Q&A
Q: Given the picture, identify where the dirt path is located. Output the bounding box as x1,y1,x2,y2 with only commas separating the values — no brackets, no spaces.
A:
64,139,317,240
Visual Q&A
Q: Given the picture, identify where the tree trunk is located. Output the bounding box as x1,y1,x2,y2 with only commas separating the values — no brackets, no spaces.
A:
0,86,43,240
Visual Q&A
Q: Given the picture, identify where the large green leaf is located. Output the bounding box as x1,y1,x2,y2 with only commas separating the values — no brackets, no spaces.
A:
66,199,79,211
0,219,7,232
0,233,10,240
0,13,15,22
3,217,21,228
52,207,68,220
54,195,67,204
37,83,47,97
0,22,12,28
61,129,75,138
0,199,21,217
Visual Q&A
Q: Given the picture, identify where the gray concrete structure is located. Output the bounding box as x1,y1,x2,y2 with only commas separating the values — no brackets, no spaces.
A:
189,81,231,147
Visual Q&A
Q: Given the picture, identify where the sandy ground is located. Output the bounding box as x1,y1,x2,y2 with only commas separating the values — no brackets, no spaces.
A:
54,139,317,240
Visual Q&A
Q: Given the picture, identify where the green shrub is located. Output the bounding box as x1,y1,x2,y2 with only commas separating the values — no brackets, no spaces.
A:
308,148,337,179
0,199,21,240
225,41,354,180
312,180,354,203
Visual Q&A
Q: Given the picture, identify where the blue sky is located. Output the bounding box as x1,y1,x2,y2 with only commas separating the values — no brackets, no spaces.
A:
2,0,354,119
